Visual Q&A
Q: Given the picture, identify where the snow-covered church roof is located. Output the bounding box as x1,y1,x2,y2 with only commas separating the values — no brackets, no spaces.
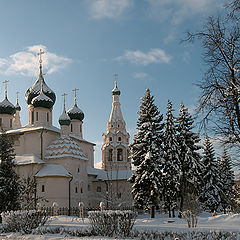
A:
45,135,88,160
15,154,45,165
87,166,134,181
35,164,71,177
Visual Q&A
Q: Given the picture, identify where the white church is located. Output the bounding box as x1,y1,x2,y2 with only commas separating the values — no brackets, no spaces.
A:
0,50,133,209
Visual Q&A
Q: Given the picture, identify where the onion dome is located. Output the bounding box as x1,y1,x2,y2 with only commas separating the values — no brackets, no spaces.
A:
112,80,120,96
0,97,16,115
45,135,88,160
31,91,54,109
25,66,56,105
0,81,16,115
59,110,71,126
15,102,21,111
67,104,84,121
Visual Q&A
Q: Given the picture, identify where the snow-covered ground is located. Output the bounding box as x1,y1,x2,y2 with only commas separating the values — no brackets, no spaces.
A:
1,212,240,239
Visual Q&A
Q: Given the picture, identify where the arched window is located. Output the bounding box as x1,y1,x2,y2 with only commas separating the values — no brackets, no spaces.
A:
117,149,123,161
109,137,112,142
10,119,12,128
41,185,45,192
118,137,121,142
109,149,113,161
47,112,49,122
36,112,39,121
75,187,78,193
71,124,73,132
32,111,34,124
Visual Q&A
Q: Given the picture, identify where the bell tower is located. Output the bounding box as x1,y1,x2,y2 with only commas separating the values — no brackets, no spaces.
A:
102,75,131,171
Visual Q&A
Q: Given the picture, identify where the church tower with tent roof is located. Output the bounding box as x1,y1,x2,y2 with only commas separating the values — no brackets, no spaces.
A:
101,75,131,171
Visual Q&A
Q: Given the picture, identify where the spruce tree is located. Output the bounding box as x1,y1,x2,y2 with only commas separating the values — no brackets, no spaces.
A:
130,89,164,217
176,103,202,217
218,149,235,213
0,131,20,213
200,136,222,214
162,100,180,218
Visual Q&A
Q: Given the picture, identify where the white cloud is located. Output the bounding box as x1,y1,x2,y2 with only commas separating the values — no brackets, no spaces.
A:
90,0,132,19
147,0,225,25
133,72,149,79
116,48,171,66
0,45,72,77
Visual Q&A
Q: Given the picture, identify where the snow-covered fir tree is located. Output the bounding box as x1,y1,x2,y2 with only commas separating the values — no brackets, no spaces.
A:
218,149,235,213
129,89,165,217
200,136,222,214
0,131,20,213
176,103,202,217
162,100,180,218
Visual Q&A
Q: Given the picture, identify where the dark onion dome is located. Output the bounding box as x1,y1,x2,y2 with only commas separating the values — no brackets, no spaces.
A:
0,97,16,115
31,91,54,109
67,104,84,121
59,110,71,126
15,102,21,111
112,81,120,96
25,72,56,105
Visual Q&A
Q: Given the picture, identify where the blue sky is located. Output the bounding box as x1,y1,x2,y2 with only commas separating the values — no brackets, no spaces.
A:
0,0,226,164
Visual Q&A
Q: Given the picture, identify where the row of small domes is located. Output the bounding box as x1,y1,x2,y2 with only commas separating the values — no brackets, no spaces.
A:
0,69,84,122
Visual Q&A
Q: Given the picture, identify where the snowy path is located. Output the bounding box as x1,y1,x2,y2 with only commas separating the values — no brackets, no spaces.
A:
1,213,240,239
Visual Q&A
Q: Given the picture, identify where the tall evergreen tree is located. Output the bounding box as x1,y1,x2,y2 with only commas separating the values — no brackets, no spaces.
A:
176,103,202,217
200,136,222,214
162,100,180,218
218,149,235,213
130,89,165,217
0,131,20,213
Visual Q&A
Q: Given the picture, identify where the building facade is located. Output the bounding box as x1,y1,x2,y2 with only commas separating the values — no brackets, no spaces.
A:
0,52,133,209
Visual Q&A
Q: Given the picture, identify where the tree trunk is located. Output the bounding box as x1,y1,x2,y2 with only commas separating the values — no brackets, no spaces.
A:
151,205,155,218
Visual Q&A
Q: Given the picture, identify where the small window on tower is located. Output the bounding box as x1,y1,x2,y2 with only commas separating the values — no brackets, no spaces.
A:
77,168,80,173
0,118,2,126
81,188,83,193
118,124,119,127
117,193,121,199
80,124,82,133
118,137,121,142
75,187,78,193
71,124,73,132
36,112,39,121
47,112,49,122
97,186,101,192
109,149,113,161
109,137,112,142
10,119,12,128
117,149,123,161
41,185,45,192
88,184,91,191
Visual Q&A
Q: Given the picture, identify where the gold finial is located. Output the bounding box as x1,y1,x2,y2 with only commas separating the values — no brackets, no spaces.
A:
16,91,20,104
72,88,79,105
3,80,9,99
38,49,45,72
62,93,67,111
114,73,118,88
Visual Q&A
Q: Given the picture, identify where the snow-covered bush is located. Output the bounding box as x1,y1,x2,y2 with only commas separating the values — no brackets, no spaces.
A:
131,230,240,240
1,209,48,233
88,210,137,237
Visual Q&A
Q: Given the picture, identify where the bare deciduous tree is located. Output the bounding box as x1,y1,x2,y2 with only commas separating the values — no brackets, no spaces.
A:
185,2,240,154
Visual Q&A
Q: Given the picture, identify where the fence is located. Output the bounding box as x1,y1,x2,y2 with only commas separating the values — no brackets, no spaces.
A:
41,206,135,217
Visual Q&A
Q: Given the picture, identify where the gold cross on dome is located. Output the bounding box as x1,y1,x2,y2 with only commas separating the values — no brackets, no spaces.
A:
3,80,9,98
72,88,79,105
62,93,67,111
38,49,45,64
